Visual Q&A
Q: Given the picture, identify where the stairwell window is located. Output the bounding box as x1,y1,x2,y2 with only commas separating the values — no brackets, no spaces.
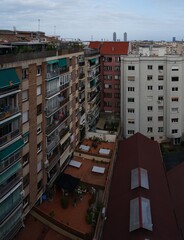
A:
128,98,134,102
128,66,135,70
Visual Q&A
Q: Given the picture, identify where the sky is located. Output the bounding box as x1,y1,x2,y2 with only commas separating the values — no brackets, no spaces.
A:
1,0,184,41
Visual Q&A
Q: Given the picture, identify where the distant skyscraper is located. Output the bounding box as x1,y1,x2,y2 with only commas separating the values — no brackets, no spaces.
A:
113,32,117,42
124,32,127,42
172,37,176,42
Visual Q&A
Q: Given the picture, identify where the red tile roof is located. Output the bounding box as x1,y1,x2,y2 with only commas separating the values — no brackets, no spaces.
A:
167,162,184,237
102,133,181,240
89,41,129,55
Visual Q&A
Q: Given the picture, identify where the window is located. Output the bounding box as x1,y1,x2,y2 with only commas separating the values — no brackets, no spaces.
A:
147,86,152,90
114,75,120,80
104,66,112,71
147,127,153,133
114,93,120,98
147,65,152,70
128,66,135,70
104,102,112,107
147,117,152,122
104,57,112,62
128,76,135,81
22,90,28,102
37,124,42,134
158,106,163,111
128,119,135,124
128,108,135,113
158,116,163,121
37,104,42,115
23,174,29,188
147,75,153,80
172,77,179,81
171,118,178,123
36,66,42,76
147,106,153,111
158,96,163,101
172,66,179,71
114,66,120,71
172,87,178,91
23,134,29,144
37,159,42,173
128,87,135,91
172,129,178,134
128,98,134,102
128,130,135,134
158,127,163,132
172,107,179,113
23,153,29,166
22,68,28,80
104,75,112,80
22,111,28,123
172,97,179,102
37,142,42,153
158,65,163,70
114,84,120,89
158,85,163,90
104,93,112,98
158,75,164,81
37,86,41,96
104,84,112,89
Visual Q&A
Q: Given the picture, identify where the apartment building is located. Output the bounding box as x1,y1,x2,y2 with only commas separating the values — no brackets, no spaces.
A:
121,54,184,144
0,36,86,239
84,47,101,131
89,42,129,116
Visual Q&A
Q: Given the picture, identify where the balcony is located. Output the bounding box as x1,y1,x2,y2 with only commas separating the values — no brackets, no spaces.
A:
46,67,69,80
79,73,85,79
60,83,70,92
60,126,70,139
79,84,85,92
47,152,60,172
0,151,21,173
46,112,69,136
79,60,85,66
47,135,60,153
0,176,21,199
0,106,19,121
1,218,22,240
79,97,85,104
46,88,60,98
88,91,100,103
46,97,69,117
47,164,60,186
0,129,20,147
0,196,22,224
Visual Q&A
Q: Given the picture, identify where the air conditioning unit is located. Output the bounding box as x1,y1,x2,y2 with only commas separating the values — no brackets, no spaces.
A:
44,160,49,168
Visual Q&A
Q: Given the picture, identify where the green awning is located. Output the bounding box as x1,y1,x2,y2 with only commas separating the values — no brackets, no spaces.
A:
58,58,67,67
0,162,21,183
0,68,20,89
0,139,24,161
47,60,59,65
90,58,96,63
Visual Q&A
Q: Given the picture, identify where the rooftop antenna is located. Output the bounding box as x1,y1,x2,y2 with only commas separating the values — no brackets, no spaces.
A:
54,25,56,37
38,19,40,32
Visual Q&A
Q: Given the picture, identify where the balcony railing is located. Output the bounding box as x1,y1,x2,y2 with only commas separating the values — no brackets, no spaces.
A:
47,153,60,172
79,85,85,91
46,67,69,80
0,151,21,173
0,176,21,199
46,112,69,135
47,135,60,153
0,129,20,147
0,106,19,121
46,88,60,98
79,73,85,79
60,83,70,92
59,126,69,139
2,218,22,240
0,197,22,224
46,97,69,116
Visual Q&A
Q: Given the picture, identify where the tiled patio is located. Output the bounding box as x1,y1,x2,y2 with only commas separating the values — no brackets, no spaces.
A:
37,188,92,236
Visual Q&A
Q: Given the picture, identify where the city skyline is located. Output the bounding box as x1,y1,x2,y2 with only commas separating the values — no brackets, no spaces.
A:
1,0,184,41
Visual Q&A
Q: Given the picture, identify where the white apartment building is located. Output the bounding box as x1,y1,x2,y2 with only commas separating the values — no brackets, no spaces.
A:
121,55,184,144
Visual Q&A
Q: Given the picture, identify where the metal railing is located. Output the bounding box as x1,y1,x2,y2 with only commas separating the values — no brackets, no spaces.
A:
0,129,20,147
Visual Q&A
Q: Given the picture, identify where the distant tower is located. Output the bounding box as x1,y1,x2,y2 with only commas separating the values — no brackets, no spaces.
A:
124,32,127,42
113,32,117,42
172,37,176,42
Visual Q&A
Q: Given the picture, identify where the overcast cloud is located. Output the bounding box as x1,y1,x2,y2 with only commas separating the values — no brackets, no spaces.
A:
1,0,184,41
